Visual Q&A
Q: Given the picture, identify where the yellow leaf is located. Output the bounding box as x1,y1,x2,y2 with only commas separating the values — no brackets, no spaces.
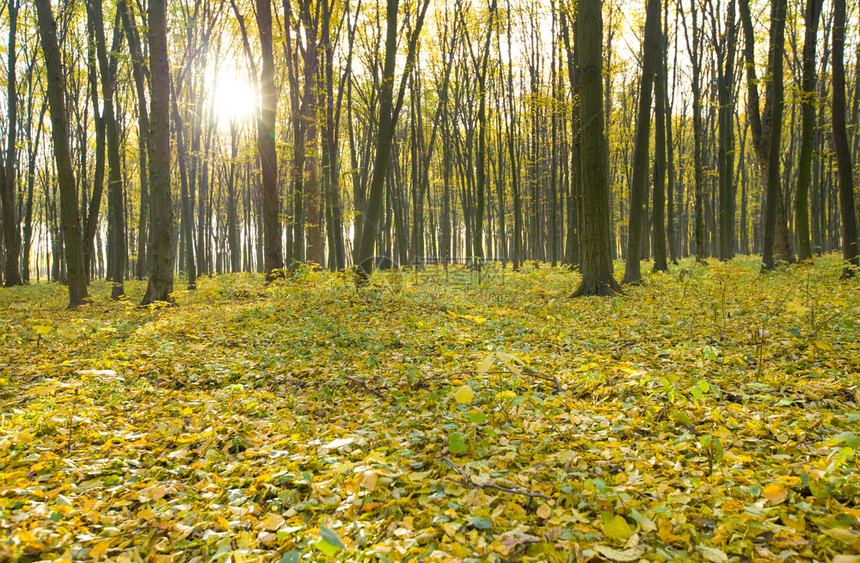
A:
359,470,378,491
762,483,788,504
602,511,633,541
261,514,284,531
771,530,808,549
536,504,552,519
454,385,475,404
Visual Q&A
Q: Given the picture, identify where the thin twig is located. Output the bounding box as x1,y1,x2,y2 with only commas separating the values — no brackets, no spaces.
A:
441,456,551,500
344,376,386,400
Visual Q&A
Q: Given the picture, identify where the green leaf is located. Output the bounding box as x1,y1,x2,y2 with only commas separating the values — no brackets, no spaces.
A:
670,410,693,426
448,432,466,454
278,551,301,563
712,437,724,463
467,411,487,424
319,526,345,551
470,516,493,529
317,539,340,557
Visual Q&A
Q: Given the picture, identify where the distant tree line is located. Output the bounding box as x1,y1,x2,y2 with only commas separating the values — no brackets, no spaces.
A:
0,0,857,305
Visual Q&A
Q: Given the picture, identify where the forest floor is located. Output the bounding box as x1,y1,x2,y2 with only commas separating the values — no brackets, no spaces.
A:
0,256,859,563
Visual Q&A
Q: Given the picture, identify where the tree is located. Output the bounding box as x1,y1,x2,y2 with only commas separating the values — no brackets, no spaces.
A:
2,0,22,287
34,0,89,308
652,9,668,273
571,0,622,297
738,0,794,268
831,0,858,276
141,0,175,305
794,0,823,262
354,0,429,283
117,0,152,280
680,0,707,262
623,0,661,284
713,0,737,261
257,0,283,280
760,0,787,272
89,0,125,298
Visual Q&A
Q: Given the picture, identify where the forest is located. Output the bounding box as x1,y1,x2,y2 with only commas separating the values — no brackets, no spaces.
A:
1,0,860,560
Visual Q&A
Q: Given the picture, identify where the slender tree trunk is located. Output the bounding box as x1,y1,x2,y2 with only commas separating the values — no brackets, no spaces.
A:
623,0,661,283
507,0,522,271
258,0,284,280
91,3,126,298
35,0,89,307
140,0,174,305
118,0,151,280
354,0,429,283
717,0,737,261
761,0,788,271
2,0,22,286
652,22,668,273
831,0,858,275
561,8,579,268
795,0,824,261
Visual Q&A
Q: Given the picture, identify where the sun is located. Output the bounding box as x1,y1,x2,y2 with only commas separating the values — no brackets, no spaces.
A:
211,66,257,127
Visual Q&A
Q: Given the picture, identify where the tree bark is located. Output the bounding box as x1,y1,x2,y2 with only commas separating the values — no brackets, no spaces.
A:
716,0,737,261
354,0,429,284
623,0,661,283
652,15,668,273
761,0,788,271
3,0,22,286
141,0,175,305
34,0,89,308
258,0,284,280
794,0,824,261
571,0,622,297
90,2,126,298
831,0,858,275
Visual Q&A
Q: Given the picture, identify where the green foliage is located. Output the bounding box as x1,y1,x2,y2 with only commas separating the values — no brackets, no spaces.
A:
0,257,858,561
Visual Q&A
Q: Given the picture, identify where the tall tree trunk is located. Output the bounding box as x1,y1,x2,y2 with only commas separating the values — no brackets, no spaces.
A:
652,19,668,273
118,0,151,280
831,0,858,275
717,0,737,261
140,0,174,305
561,7,579,268
571,0,622,297
354,0,429,283
795,0,824,261
22,101,46,284
507,0,523,271
320,0,346,270
2,0,22,286
170,79,197,290
258,0,283,280
665,0,678,263
690,0,706,261
34,0,89,308
91,2,126,298
761,0,787,271
228,124,242,272
623,0,661,284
